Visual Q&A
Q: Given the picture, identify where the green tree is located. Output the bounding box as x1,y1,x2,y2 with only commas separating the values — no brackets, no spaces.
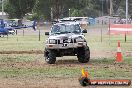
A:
5,0,131,20
34,0,92,20
4,0,36,19
34,0,51,20
71,9,83,17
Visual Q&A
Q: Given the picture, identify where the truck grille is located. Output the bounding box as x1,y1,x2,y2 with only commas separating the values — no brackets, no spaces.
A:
74,39,76,43
63,39,68,43
58,39,74,44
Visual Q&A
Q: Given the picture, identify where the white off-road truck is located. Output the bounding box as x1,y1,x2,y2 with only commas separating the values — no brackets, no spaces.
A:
44,22,90,64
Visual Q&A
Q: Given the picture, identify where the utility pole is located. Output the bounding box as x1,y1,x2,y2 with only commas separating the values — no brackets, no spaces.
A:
126,0,128,21
69,9,71,17
125,0,128,42
110,0,113,16
51,8,53,21
101,0,103,16
101,0,103,42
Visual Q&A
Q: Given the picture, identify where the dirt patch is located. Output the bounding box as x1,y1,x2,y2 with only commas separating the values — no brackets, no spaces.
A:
0,50,43,54
0,50,120,58
126,51,132,57
0,50,132,58
0,56,132,88
0,77,84,88
0,76,131,88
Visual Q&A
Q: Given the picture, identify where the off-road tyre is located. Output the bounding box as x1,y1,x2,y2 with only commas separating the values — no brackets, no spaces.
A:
77,46,90,63
44,48,56,64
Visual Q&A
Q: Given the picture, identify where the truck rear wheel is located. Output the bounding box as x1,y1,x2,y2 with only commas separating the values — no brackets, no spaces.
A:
44,49,56,64
77,46,90,63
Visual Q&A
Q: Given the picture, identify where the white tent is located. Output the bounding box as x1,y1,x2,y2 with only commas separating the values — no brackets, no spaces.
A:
0,12,8,19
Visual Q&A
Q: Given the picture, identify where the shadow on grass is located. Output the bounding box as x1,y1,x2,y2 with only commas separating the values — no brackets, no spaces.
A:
55,58,115,65
56,59,81,65
55,57,132,65
89,58,115,65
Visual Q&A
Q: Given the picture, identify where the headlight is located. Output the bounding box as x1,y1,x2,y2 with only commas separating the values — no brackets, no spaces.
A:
76,37,84,42
49,39,56,44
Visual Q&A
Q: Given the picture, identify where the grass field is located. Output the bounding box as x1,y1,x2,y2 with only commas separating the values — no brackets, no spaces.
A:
0,35,45,51
0,26,132,88
0,55,132,78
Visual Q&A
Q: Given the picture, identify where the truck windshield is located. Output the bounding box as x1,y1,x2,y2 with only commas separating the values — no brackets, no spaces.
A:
51,24,81,34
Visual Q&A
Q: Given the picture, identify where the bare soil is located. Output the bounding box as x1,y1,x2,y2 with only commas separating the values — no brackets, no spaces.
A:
0,50,43,54
0,56,132,88
0,50,132,58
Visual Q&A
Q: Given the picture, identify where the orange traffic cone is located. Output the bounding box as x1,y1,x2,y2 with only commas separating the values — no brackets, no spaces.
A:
116,41,123,62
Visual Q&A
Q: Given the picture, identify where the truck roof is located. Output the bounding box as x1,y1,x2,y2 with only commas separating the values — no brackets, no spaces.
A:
54,21,80,25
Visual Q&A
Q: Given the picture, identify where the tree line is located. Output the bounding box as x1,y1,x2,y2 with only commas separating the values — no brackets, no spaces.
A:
3,0,132,20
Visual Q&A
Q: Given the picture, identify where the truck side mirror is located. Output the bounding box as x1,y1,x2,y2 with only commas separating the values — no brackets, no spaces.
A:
45,32,49,35
82,29,87,33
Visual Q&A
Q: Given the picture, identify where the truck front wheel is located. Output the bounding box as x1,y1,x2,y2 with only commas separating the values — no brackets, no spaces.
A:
77,46,90,63
44,49,56,64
